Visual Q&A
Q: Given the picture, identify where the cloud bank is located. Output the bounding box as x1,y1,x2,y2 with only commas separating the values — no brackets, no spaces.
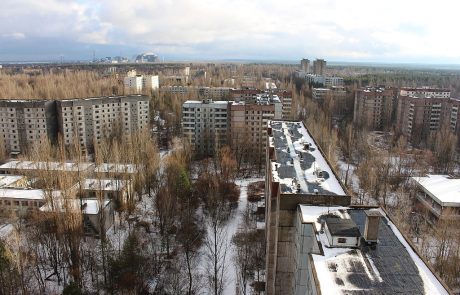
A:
0,0,459,63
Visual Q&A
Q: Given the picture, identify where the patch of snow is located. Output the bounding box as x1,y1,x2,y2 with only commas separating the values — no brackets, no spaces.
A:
366,253,383,282
0,223,13,239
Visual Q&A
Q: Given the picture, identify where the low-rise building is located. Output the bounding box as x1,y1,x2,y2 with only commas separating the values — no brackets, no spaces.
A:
412,175,460,224
0,188,48,217
80,178,130,203
0,175,30,188
39,198,113,237
94,163,137,179
0,160,94,176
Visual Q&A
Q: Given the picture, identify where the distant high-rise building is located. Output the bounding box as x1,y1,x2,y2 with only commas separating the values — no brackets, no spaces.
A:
124,75,143,92
300,58,310,73
313,59,326,75
124,74,159,93
182,92,284,156
353,87,395,130
395,87,458,144
182,99,230,156
184,66,190,76
230,94,283,159
56,95,150,152
0,100,58,154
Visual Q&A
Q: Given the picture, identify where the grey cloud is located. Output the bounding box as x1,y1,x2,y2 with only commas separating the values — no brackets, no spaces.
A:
0,0,459,63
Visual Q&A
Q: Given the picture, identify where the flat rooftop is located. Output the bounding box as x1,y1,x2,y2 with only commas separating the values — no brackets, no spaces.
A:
300,205,449,294
94,163,136,174
83,179,126,191
412,174,460,207
183,100,230,104
269,121,347,195
0,175,27,188
0,188,50,200
0,160,94,173
40,199,110,215
60,95,147,102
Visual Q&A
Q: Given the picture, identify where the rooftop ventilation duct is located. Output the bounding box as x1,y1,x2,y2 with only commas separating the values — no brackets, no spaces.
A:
363,210,382,243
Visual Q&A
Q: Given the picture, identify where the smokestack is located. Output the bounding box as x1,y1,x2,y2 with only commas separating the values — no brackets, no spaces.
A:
364,210,382,243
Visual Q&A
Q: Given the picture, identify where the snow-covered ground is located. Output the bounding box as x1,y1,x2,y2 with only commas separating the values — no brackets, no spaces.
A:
336,159,359,193
196,177,264,295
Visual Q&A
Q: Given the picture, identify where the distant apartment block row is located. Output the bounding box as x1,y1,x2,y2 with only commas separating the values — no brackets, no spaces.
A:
353,87,460,143
182,90,291,156
161,85,293,116
297,58,344,88
0,95,150,154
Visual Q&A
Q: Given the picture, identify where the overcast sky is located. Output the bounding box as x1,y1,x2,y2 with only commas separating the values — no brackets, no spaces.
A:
1,0,459,64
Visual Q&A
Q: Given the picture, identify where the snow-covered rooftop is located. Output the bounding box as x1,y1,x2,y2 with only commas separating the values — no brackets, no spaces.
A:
40,199,110,215
83,179,126,191
94,163,137,174
183,100,230,104
299,205,449,295
0,188,46,200
412,174,460,207
0,175,27,188
269,121,347,196
255,93,281,104
0,160,94,173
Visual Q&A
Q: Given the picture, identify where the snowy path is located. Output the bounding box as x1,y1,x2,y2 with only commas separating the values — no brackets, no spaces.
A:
197,177,263,295
223,177,263,295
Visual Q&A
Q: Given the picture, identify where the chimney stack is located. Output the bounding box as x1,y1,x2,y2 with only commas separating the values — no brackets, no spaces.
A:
363,210,382,243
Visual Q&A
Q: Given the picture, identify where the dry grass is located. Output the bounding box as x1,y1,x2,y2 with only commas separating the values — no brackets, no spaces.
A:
0,70,122,100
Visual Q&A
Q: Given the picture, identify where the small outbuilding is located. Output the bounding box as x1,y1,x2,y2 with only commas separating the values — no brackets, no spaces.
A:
324,217,361,248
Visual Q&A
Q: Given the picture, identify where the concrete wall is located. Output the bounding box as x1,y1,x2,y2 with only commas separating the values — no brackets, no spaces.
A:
293,209,320,295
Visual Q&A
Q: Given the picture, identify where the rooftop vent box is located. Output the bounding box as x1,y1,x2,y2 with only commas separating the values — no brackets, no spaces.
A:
324,217,361,248
364,210,382,243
